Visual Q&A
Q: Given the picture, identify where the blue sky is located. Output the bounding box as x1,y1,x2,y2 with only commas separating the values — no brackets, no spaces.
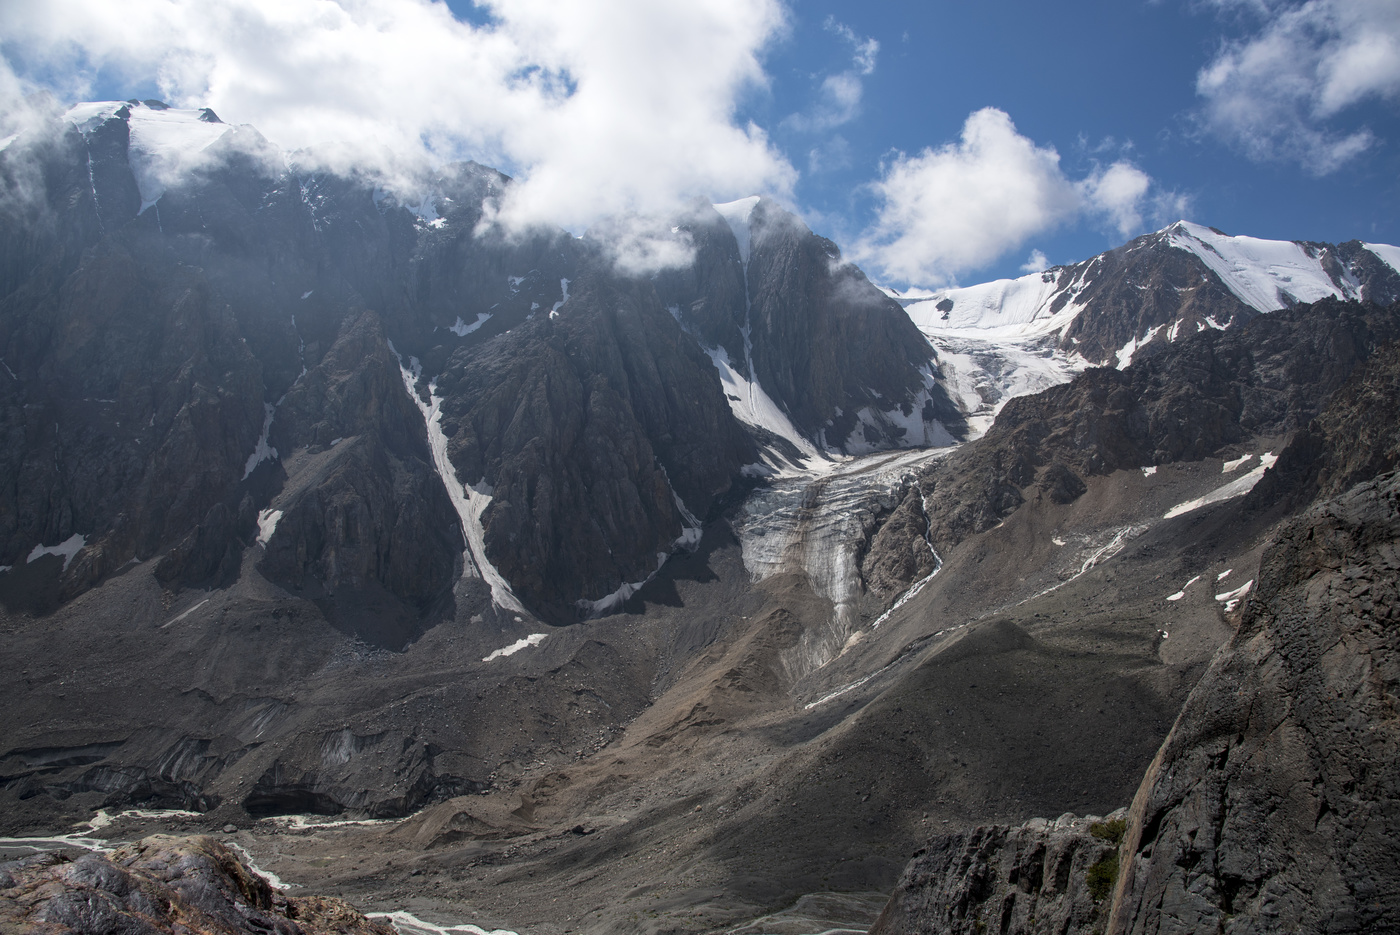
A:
744,0,1400,284
3,0,1397,288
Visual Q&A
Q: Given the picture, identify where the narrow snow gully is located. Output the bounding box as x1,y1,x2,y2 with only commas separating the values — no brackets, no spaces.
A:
713,197,768,432
391,344,526,615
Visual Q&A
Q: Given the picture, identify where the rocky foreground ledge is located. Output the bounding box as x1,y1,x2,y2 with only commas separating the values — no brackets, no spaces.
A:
0,835,392,935
869,810,1130,935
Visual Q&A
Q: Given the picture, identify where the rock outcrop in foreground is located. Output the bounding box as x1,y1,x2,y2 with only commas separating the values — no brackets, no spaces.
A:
1108,469,1400,934
873,355,1400,934
0,835,392,935
869,811,1127,935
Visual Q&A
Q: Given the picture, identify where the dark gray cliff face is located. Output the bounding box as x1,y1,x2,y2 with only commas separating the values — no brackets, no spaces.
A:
658,198,967,453
652,201,749,359
1106,468,1400,935
745,200,966,448
435,269,755,624
255,311,464,646
0,104,836,626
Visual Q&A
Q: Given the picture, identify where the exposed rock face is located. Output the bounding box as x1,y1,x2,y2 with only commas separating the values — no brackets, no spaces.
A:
1051,229,1265,364
870,812,1126,935
440,269,755,623
1107,469,1400,935
744,200,965,449
661,198,967,453
859,298,1400,603
0,102,957,624
1246,339,1400,515
0,835,393,935
255,311,463,645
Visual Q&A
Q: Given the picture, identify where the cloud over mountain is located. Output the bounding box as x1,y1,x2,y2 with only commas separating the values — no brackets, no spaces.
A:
853,108,1174,287
0,0,797,232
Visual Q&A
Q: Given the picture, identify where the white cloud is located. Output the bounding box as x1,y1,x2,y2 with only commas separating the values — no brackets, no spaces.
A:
0,0,796,234
1020,249,1050,274
1196,0,1400,174
825,17,879,76
1078,161,1152,237
853,109,1078,285
783,16,879,133
854,108,1176,287
854,109,1186,286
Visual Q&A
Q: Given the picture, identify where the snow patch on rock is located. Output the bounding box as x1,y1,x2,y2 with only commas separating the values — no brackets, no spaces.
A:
1166,221,1359,312
482,633,547,663
243,403,279,479
256,509,283,547
27,533,86,571
1164,452,1277,519
713,196,761,267
65,101,233,209
450,313,491,336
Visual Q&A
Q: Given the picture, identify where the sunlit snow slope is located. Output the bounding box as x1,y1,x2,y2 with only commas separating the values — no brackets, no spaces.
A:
892,221,1400,438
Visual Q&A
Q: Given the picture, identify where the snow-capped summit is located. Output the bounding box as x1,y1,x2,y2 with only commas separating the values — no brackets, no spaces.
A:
64,100,235,209
892,221,1400,436
1164,220,1385,312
